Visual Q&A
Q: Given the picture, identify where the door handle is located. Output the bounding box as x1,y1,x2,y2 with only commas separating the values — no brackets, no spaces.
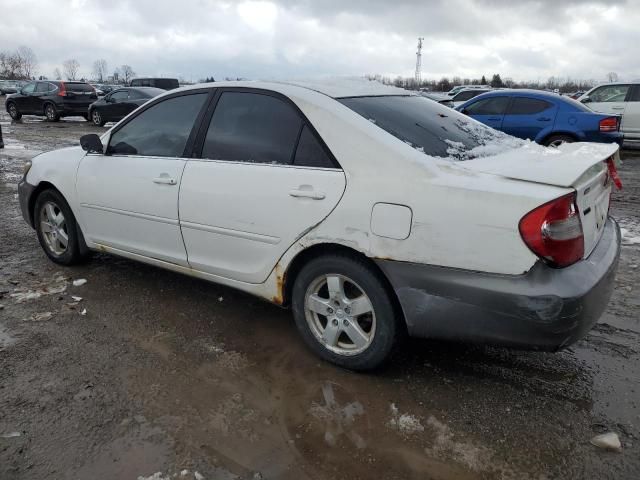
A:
153,176,177,185
289,188,325,200
611,107,625,110
537,117,551,121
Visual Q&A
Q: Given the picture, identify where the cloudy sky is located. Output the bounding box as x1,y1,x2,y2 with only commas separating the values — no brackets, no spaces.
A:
0,0,637,82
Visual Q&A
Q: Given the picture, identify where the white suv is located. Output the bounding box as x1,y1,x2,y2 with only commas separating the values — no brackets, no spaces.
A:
579,82,640,145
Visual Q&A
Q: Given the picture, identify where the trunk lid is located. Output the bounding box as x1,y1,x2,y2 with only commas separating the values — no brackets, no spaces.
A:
459,142,620,259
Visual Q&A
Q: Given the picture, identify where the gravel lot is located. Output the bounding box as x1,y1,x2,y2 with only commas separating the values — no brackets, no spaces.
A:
1,96,639,480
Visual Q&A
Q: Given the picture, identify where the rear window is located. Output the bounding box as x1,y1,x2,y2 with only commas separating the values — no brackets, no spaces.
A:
339,95,521,160
64,82,94,92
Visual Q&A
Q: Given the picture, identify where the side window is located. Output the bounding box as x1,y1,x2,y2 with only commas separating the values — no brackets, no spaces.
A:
128,90,145,100
35,82,49,93
590,85,630,103
627,86,640,102
202,92,303,164
507,97,552,115
465,97,509,115
21,82,36,94
108,93,207,157
110,90,129,102
293,126,335,168
455,91,476,102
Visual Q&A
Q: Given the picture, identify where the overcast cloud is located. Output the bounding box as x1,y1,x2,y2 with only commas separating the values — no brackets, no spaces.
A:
0,0,638,82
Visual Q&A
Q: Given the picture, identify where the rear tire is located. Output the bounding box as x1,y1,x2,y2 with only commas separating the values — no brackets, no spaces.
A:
91,109,106,127
44,103,60,122
543,134,575,147
7,102,22,120
34,189,88,265
291,254,400,371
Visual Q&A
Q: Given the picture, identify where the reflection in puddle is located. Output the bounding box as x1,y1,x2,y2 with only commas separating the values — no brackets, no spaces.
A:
309,382,367,449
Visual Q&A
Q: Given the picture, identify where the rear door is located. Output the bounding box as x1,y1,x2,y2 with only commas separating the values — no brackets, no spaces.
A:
501,96,557,140
76,90,211,265
584,84,630,117
179,89,346,283
33,82,54,113
621,85,640,138
462,96,510,130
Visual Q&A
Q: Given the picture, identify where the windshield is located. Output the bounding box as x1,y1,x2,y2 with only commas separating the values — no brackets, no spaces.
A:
339,95,523,161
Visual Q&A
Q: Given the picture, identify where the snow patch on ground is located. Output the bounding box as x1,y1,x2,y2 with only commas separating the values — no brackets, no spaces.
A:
425,415,492,472
387,403,424,435
618,217,640,246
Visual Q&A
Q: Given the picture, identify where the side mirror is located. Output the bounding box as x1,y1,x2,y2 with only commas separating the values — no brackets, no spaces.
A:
581,96,591,103
460,108,468,115
80,134,104,154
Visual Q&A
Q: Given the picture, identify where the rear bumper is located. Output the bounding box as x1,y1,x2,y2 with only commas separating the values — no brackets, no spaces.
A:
583,131,624,146
376,218,621,350
60,104,92,115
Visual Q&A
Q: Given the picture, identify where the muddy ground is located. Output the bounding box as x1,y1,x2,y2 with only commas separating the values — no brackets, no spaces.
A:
1,96,639,480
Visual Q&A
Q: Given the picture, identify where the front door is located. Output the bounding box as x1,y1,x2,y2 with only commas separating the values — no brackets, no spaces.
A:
16,82,37,113
179,90,346,283
103,89,131,121
621,85,640,139
501,96,557,141
76,90,210,265
463,96,510,130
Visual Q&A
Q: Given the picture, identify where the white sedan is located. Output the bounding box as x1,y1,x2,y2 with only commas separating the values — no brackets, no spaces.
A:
18,80,621,370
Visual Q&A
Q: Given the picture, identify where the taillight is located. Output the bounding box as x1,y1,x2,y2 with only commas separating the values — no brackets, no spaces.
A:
519,192,584,268
606,156,622,189
57,82,66,97
599,117,618,132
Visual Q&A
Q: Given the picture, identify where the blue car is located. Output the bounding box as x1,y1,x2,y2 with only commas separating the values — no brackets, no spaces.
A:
456,90,623,146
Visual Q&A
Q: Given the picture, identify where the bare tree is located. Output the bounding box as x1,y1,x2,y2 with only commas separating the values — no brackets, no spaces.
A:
0,51,24,79
16,46,37,79
53,68,62,80
120,65,135,84
63,59,80,80
92,59,108,82
606,72,619,83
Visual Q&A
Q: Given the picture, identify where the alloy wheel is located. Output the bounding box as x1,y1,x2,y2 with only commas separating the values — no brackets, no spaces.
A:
92,110,102,126
8,104,17,118
45,105,56,121
304,274,376,356
40,201,68,256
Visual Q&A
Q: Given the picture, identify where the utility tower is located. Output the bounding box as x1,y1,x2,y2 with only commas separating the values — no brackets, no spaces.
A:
415,37,424,84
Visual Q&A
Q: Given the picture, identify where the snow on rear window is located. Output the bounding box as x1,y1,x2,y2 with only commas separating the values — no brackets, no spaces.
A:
339,95,525,161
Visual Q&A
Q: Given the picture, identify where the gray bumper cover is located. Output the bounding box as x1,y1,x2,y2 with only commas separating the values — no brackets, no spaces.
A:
376,218,621,351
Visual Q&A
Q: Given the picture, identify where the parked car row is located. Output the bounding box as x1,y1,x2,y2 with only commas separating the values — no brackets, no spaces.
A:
4,80,168,125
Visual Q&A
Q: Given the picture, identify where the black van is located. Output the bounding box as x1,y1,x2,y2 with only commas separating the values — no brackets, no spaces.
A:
129,78,179,90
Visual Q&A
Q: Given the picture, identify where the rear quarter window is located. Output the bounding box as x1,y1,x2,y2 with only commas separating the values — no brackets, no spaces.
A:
339,95,522,160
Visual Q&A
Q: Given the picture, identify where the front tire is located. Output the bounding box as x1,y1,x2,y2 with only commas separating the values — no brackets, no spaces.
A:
34,189,87,265
292,254,399,370
7,102,22,120
91,109,105,127
44,103,60,122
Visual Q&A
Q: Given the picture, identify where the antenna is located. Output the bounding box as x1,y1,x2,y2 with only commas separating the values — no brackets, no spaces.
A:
415,37,424,83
